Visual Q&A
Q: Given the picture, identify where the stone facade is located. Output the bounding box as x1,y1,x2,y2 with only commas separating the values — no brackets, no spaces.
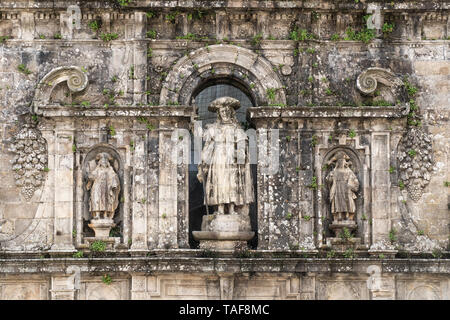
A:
0,0,449,300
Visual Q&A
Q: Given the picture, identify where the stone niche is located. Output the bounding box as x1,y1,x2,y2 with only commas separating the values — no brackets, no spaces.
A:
248,67,410,253
79,144,125,247
24,65,194,253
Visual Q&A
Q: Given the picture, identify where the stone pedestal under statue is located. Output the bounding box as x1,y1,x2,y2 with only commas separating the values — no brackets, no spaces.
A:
88,218,115,238
193,214,255,250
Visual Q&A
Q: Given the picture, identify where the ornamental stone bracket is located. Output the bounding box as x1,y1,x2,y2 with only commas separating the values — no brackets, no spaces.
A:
32,66,89,115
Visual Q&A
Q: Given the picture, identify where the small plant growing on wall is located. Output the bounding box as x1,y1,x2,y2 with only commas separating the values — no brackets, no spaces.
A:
408,149,417,157
109,125,116,136
91,240,106,252
0,36,9,43
73,251,84,258
310,135,318,147
266,88,277,102
251,33,263,46
117,0,133,6
331,33,340,41
89,20,100,33
18,63,31,75
348,129,356,138
339,227,352,241
382,22,395,35
343,248,354,259
102,274,112,285
307,176,318,189
289,27,315,41
389,228,397,243
100,33,119,42
165,11,180,23
146,30,157,39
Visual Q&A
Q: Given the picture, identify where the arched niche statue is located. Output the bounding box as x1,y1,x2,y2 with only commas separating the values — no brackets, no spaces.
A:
325,151,360,237
83,147,122,238
192,96,255,250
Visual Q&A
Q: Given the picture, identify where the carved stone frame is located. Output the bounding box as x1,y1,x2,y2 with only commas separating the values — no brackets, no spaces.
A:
315,133,371,248
75,144,129,248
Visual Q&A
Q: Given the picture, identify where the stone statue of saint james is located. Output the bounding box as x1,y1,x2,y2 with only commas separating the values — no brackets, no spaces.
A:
197,97,254,215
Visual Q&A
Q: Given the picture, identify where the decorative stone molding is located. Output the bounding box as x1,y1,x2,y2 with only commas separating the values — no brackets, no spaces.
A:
32,66,89,115
159,44,286,106
356,67,404,104
9,117,48,201
397,127,434,201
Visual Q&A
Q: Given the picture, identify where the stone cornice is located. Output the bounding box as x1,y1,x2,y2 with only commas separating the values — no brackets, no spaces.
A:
0,1,449,11
38,105,194,118
0,256,448,275
247,105,410,120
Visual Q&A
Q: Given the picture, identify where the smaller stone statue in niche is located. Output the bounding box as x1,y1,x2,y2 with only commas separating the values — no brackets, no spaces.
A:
86,152,121,220
326,151,359,222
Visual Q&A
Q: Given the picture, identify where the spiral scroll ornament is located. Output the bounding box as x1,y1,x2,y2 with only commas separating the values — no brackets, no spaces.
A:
32,66,89,114
356,67,403,96
357,72,378,94
67,69,88,92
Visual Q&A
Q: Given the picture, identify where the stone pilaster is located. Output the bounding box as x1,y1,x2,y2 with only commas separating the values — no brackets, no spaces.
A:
370,133,391,248
50,125,76,253
130,134,148,252
20,12,34,40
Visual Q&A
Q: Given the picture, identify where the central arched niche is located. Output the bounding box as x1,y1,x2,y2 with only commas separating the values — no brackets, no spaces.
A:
193,80,254,125
187,80,258,249
159,44,286,106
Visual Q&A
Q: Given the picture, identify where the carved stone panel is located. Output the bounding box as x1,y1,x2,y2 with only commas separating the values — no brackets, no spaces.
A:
317,277,369,300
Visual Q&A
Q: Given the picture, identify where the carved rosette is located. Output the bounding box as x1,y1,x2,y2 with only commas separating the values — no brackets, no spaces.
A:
397,127,434,201
9,119,48,200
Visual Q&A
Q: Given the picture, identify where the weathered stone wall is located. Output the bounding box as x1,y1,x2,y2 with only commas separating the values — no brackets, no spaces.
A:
0,0,448,300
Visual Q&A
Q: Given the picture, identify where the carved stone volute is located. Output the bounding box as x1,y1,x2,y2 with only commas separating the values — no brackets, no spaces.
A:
32,66,89,114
